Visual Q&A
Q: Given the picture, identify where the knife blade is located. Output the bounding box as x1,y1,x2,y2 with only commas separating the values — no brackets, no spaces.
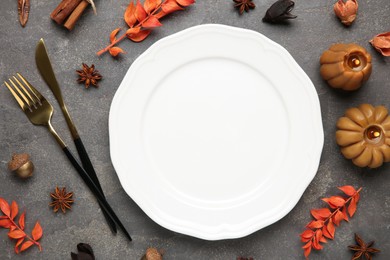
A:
35,38,118,234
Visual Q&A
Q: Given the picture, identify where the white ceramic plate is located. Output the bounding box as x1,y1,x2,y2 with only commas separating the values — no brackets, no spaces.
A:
109,24,323,240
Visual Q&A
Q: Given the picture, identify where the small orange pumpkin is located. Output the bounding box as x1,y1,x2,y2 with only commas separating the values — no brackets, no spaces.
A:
320,43,372,91
336,104,390,168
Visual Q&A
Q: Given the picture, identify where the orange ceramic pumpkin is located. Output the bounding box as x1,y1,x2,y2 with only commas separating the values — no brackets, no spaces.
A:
336,104,390,168
320,43,372,91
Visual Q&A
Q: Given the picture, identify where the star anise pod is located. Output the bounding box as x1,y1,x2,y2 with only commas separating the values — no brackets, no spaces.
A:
49,187,74,213
348,233,380,260
76,63,102,88
233,0,256,15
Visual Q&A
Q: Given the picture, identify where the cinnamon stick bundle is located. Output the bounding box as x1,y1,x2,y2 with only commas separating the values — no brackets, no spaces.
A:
51,0,92,30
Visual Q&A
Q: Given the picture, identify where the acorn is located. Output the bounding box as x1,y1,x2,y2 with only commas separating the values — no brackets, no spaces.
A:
8,153,34,179
141,248,163,260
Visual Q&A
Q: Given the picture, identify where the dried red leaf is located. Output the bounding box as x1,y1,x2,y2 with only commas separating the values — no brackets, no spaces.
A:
300,229,314,239
143,16,162,28
333,210,344,226
124,1,137,27
177,0,195,6
135,0,148,22
311,208,331,220
161,0,183,14
342,206,349,222
320,236,327,243
126,26,142,36
20,241,34,252
327,219,335,239
15,238,24,254
312,230,323,250
302,241,312,249
32,222,43,241
129,30,152,42
304,246,311,258
0,219,12,228
19,212,25,230
322,225,332,239
10,201,18,220
8,230,26,239
306,220,324,229
348,197,357,217
338,186,356,196
0,198,11,216
322,196,345,208
144,0,162,13
370,32,390,56
10,225,17,231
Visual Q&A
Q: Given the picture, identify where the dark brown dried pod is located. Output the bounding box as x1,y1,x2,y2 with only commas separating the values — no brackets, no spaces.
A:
18,0,30,27
262,0,297,24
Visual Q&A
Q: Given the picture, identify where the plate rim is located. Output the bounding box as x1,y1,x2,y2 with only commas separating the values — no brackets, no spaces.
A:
109,24,324,240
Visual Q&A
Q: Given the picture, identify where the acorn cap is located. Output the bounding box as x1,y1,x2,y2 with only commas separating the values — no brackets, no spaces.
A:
8,153,30,171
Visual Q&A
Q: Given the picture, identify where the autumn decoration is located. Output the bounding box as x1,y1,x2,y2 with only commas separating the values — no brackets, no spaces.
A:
320,43,372,91
336,104,390,168
300,186,362,259
18,0,30,27
97,0,195,57
0,198,43,254
141,247,164,260
76,63,103,89
8,153,34,179
348,233,380,260
334,0,358,26
262,0,297,24
49,187,74,213
370,32,390,57
71,243,95,260
233,0,256,15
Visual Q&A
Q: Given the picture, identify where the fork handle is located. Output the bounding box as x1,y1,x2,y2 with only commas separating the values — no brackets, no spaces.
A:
62,146,132,241
74,137,117,234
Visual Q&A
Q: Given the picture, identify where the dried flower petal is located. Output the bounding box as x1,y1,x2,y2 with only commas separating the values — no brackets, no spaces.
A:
370,32,390,56
263,0,297,24
334,0,358,26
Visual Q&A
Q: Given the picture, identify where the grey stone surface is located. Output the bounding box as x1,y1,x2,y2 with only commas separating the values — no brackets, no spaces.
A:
0,0,389,259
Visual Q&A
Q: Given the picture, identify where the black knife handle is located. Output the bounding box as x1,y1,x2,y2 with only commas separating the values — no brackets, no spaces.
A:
62,146,132,241
74,137,117,233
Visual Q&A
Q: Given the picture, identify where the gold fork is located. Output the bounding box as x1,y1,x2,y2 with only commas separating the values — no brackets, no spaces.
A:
4,73,131,241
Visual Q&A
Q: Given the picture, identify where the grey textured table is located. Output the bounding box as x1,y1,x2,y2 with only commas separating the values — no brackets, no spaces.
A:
0,0,389,259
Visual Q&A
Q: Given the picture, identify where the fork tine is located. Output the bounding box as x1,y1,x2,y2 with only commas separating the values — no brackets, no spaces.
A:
17,73,43,103
9,78,33,108
4,81,27,110
13,76,38,106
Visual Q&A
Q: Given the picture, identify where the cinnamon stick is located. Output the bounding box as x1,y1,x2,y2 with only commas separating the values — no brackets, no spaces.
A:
64,0,89,30
50,0,82,25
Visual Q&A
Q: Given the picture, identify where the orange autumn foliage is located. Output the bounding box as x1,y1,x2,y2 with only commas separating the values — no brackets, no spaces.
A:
300,186,361,259
0,198,43,254
97,0,195,56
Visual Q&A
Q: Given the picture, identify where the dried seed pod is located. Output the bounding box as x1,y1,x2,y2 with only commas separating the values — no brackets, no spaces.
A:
18,0,30,27
334,0,358,26
262,0,297,24
8,153,34,179
370,32,390,56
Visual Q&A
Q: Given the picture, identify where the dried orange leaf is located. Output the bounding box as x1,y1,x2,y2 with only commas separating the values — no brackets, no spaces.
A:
110,28,121,43
338,186,356,196
19,212,25,230
142,16,162,28
109,47,126,57
342,206,349,221
20,241,34,252
348,197,357,217
8,230,26,239
135,0,147,22
10,201,18,220
322,225,332,239
177,0,195,6
124,1,137,27
370,32,390,56
332,210,344,226
161,0,183,14
0,219,12,228
304,246,311,258
311,208,331,220
126,27,141,36
0,198,11,217
15,238,24,254
306,220,324,229
129,30,151,42
327,219,335,239
322,196,345,208
302,241,312,249
32,221,43,241
144,0,162,13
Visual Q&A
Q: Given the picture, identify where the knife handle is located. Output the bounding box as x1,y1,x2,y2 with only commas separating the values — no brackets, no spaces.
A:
62,146,132,241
